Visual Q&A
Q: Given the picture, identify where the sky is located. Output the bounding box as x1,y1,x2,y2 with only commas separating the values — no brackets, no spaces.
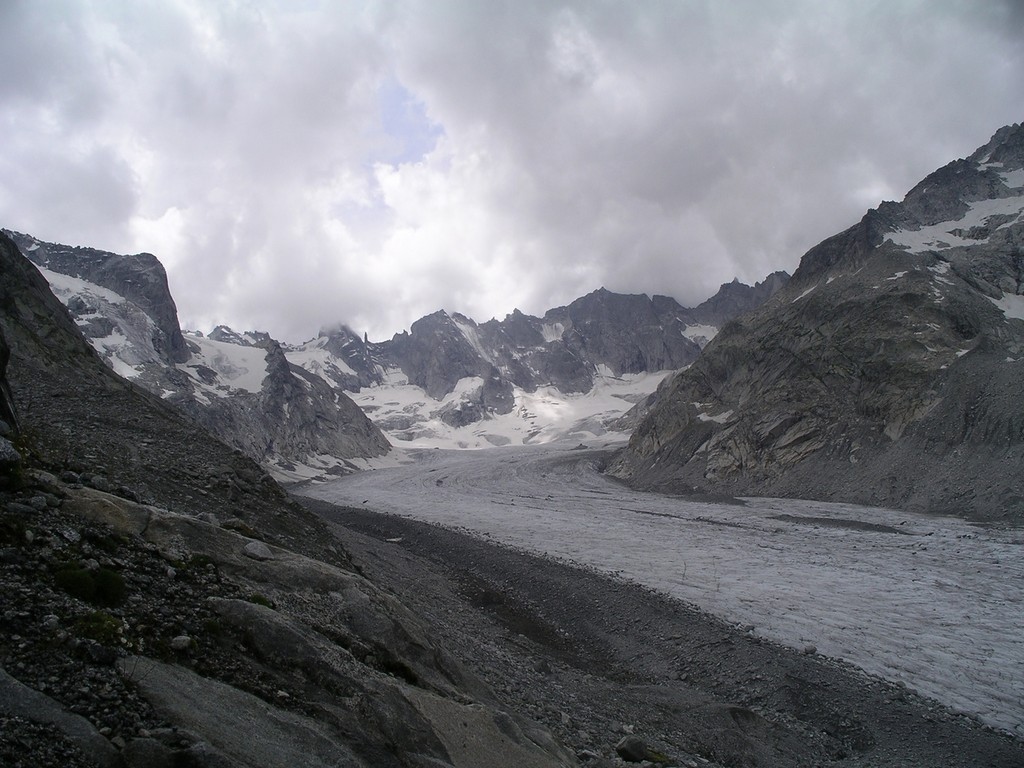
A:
1,1,1022,343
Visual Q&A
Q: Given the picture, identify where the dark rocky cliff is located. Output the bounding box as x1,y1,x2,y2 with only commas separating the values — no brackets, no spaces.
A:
609,124,1024,523
6,229,189,365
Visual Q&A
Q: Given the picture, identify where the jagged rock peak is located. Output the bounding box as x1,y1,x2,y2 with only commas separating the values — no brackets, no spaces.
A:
969,122,1024,167
3,229,189,365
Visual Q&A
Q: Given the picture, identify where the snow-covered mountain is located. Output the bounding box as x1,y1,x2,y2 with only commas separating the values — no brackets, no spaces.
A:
610,123,1024,523
287,277,788,448
4,227,787,461
4,231,391,481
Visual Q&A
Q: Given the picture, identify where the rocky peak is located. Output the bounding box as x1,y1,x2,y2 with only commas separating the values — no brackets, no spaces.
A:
208,326,274,348
688,271,790,326
4,230,189,365
969,121,1024,168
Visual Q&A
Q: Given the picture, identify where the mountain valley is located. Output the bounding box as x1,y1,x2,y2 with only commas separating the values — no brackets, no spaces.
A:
2,122,1024,767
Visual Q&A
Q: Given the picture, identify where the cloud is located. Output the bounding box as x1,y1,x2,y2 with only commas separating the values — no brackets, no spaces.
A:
2,1,1023,342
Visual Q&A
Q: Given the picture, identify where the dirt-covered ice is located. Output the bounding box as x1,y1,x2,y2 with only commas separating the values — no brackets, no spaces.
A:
304,444,1024,737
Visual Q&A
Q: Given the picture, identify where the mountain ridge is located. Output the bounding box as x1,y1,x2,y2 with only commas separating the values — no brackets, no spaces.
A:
8,223,788,456
609,122,1024,522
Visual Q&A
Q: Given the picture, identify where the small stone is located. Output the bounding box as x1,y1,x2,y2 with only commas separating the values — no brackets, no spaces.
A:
242,540,274,561
41,614,60,631
111,735,127,749
87,475,113,492
86,642,118,665
60,470,81,484
0,436,20,465
170,635,192,652
803,644,817,655
166,567,177,579
28,495,49,511
5,502,34,515
83,558,101,572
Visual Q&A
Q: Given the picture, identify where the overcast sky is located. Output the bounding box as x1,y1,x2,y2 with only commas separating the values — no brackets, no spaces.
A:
2,1,1022,342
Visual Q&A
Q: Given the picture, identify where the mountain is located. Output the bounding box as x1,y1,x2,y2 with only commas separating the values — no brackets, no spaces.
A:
0,229,581,767
291,277,788,447
3,230,390,480
609,123,1024,523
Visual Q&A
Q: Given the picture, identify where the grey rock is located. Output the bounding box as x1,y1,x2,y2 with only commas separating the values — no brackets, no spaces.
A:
0,324,19,434
311,279,787,429
170,635,193,652
242,540,275,561
614,735,652,762
0,666,120,768
3,230,392,474
118,655,368,768
0,436,20,467
85,474,113,492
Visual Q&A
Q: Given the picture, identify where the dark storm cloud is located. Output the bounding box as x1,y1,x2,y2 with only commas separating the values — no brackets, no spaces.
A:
1,1,1022,341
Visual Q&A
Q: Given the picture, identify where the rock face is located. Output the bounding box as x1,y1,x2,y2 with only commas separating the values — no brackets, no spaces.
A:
174,331,391,479
3,231,390,478
609,123,1024,523
7,230,189,365
0,325,17,436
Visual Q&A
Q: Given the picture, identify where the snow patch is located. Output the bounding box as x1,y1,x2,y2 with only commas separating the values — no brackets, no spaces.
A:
682,324,717,347
791,285,816,303
887,195,1024,254
541,322,565,343
697,409,734,424
179,333,269,395
452,318,494,364
988,292,1024,321
885,271,908,281
1001,168,1024,188
286,336,356,381
353,369,672,450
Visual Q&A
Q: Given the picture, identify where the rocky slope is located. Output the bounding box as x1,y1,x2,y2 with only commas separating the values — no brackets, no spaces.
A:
3,230,390,479
0,230,576,767
609,123,1024,523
